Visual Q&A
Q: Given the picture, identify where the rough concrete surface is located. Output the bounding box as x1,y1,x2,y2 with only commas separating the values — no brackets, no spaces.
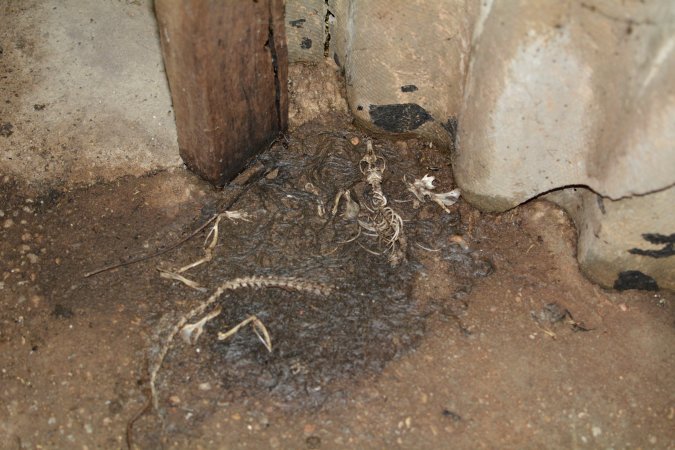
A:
550,186,675,291
456,0,675,209
285,0,327,63
320,0,674,206
330,0,472,146
0,0,180,192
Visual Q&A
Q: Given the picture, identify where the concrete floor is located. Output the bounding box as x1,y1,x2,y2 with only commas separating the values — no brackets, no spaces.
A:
0,0,180,192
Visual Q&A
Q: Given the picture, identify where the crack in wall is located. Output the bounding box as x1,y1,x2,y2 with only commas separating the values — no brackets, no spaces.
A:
267,0,283,133
323,0,334,58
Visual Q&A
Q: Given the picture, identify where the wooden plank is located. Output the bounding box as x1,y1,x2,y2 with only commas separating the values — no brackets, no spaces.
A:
155,0,288,185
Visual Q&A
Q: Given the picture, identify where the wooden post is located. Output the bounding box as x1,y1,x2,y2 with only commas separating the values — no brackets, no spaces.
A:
155,0,288,186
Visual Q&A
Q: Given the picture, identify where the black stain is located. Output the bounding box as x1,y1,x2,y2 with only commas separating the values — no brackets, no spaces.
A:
289,18,306,28
0,122,13,137
34,103,46,111
300,37,312,49
613,270,659,291
629,233,674,258
369,103,433,133
442,117,458,144
401,84,418,93
356,105,363,111
333,51,340,67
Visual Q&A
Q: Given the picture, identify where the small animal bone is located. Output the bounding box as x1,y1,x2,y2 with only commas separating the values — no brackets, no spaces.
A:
405,175,461,212
180,307,222,344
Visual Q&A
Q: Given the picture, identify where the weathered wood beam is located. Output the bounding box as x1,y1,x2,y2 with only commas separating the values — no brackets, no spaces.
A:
155,0,288,185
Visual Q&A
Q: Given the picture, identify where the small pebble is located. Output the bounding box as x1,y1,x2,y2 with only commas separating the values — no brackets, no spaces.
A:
198,382,212,391
592,426,601,437
3,218,13,228
27,253,39,264
350,136,360,146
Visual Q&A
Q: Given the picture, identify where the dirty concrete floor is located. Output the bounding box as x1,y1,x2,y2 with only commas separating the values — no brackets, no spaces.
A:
0,0,180,189
0,117,673,449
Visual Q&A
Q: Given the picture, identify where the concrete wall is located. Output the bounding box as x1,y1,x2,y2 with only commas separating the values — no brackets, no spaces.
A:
457,0,674,209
